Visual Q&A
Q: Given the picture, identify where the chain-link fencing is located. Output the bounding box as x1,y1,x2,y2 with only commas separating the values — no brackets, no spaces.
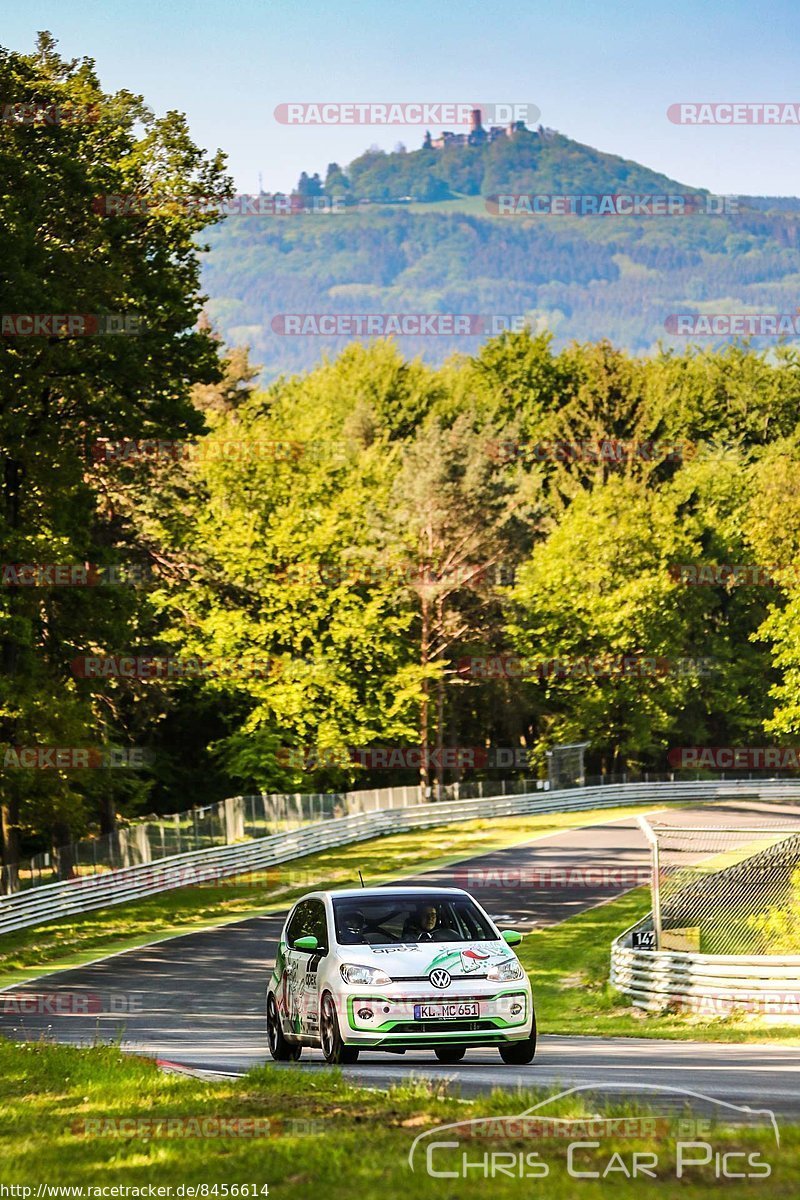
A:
639,812,800,953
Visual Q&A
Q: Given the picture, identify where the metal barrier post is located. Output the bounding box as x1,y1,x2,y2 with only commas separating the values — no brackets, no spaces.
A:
637,815,662,950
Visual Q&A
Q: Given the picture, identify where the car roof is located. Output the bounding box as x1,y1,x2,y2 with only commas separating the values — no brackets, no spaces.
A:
299,886,471,901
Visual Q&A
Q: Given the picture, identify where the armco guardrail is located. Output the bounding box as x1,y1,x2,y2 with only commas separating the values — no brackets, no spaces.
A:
611,918,800,1014
3,777,800,938
611,788,800,1013
19,781,435,888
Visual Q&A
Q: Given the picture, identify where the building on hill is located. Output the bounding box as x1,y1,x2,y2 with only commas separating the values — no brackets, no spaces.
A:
424,109,545,150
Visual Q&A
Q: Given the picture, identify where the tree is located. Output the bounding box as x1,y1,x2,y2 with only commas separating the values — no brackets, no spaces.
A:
386,413,526,791
296,171,323,197
0,33,230,889
324,162,350,198
146,343,440,793
744,439,800,737
506,457,771,774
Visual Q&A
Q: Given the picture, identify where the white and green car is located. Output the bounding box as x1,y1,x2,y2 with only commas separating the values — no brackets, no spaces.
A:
266,886,535,1065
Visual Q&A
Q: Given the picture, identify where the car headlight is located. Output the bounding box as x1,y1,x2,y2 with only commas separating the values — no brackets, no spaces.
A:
340,963,393,987
487,959,524,982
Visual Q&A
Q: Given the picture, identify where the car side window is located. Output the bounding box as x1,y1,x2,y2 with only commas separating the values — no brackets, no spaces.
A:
285,899,328,953
304,899,328,953
286,901,310,947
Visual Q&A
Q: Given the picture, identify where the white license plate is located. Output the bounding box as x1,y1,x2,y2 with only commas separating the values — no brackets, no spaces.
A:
413,1002,480,1020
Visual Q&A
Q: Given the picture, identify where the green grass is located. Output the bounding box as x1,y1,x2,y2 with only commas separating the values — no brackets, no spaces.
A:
522,888,800,1043
0,803,657,986
0,1038,796,1195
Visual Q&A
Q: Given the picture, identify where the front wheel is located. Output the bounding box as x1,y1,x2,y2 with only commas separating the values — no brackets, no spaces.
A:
267,993,302,1061
499,1017,537,1065
434,1045,466,1063
320,992,359,1064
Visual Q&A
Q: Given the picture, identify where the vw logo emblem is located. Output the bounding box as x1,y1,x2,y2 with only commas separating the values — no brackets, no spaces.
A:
430,969,451,989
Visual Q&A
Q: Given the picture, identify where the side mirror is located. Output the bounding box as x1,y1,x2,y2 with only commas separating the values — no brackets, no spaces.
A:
501,930,522,946
293,935,319,951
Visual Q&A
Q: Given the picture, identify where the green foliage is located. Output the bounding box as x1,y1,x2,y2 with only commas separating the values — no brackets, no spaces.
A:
345,127,698,203
139,333,800,793
746,868,800,953
0,33,230,875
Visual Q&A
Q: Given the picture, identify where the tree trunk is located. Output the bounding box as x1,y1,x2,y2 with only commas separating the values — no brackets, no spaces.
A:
0,800,20,894
1,456,23,892
419,594,430,795
435,667,445,799
53,821,76,881
99,787,116,837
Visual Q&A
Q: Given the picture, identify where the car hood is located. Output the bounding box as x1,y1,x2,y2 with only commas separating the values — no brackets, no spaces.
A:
337,939,517,977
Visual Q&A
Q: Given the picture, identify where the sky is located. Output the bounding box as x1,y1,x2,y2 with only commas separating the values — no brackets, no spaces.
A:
4,0,800,195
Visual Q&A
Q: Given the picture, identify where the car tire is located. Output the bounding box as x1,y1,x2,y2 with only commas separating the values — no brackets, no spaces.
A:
499,1016,537,1065
267,993,302,1061
434,1045,466,1063
320,991,359,1064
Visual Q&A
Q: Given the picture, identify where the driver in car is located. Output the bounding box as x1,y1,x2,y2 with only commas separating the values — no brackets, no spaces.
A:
403,903,457,942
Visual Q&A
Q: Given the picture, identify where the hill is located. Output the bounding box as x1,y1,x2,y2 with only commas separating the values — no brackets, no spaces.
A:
334,127,702,202
200,128,800,378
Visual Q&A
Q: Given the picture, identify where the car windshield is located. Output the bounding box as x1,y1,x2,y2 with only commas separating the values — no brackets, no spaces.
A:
332,893,499,946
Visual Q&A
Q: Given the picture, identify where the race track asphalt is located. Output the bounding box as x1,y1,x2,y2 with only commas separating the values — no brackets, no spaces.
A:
2,801,799,1118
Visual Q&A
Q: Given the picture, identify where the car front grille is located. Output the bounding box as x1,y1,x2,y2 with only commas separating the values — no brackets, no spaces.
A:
391,974,489,983
387,1020,497,1033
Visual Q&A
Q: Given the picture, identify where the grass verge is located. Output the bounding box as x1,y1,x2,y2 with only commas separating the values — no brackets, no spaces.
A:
0,803,656,987
522,887,800,1043
0,1038,796,1195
